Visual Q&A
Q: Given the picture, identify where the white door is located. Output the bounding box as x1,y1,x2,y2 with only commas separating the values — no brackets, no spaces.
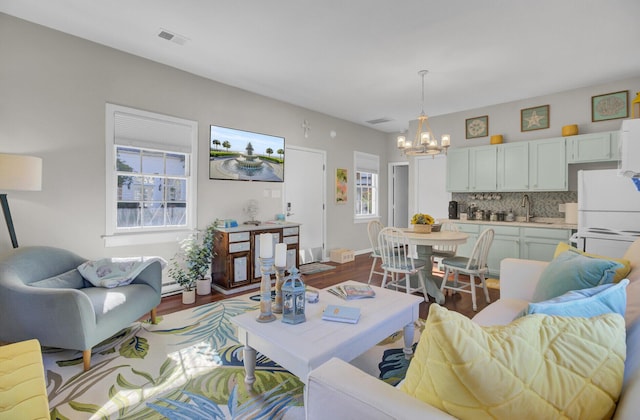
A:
388,162,409,227
415,155,451,220
285,146,326,264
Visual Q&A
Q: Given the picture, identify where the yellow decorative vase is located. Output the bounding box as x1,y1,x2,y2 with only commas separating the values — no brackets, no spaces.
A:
562,124,579,136
490,135,503,144
413,224,432,233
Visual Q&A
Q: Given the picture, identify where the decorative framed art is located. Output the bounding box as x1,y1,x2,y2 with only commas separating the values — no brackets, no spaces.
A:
521,105,550,132
335,168,348,204
465,115,489,139
591,90,628,122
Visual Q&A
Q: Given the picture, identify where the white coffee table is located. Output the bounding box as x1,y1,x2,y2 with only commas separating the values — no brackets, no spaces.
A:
231,280,423,386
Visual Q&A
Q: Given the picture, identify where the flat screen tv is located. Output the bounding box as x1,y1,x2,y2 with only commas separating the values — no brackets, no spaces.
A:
209,125,285,182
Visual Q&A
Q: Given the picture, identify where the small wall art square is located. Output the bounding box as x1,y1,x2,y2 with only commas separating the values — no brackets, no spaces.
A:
592,90,628,122
465,115,489,139
521,105,550,132
336,168,347,204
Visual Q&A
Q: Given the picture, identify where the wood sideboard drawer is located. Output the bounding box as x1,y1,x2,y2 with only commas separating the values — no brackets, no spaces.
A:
229,241,251,253
283,227,299,236
229,232,250,242
283,236,298,244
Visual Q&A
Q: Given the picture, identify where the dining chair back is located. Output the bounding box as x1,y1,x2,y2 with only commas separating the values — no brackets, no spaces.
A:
367,220,385,284
377,227,428,302
431,221,459,262
440,228,495,311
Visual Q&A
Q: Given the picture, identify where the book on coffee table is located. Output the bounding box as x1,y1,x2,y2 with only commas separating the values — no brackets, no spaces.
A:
327,284,375,301
322,305,361,324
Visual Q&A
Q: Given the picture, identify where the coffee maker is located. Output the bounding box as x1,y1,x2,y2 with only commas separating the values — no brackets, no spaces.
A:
448,200,459,219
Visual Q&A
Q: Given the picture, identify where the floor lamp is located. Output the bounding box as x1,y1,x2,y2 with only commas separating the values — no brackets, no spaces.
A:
0,154,43,248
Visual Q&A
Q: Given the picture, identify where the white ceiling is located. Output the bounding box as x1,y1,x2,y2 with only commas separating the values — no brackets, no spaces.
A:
2,0,640,133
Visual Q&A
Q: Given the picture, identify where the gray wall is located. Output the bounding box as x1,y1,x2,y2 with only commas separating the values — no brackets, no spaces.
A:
0,14,388,265
387,76,640,217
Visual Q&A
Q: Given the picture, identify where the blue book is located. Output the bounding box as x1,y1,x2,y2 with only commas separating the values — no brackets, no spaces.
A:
322,305,360,324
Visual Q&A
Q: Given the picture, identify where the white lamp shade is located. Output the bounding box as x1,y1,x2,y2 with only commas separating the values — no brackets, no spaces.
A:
0,154,43,191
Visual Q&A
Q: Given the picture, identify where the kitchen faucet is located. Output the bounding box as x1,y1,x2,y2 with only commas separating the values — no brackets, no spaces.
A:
521,194,532,222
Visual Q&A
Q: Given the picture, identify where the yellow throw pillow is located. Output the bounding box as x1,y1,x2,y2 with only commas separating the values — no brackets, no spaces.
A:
554,242,631,282
400,305,626,420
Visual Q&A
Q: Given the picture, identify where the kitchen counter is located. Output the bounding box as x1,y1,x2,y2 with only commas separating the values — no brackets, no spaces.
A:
440,217,577,230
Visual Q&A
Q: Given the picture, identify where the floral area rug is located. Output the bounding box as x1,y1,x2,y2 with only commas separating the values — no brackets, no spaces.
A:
43,293,425,419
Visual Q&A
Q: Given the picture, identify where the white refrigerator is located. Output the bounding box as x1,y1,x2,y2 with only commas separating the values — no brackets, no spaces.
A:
577,169,640,258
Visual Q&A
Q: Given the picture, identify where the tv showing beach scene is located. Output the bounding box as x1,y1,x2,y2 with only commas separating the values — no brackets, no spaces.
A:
209,125,285,182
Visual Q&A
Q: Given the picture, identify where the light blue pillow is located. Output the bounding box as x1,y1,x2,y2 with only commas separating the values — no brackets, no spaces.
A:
532,250,624,302
527,279,628,318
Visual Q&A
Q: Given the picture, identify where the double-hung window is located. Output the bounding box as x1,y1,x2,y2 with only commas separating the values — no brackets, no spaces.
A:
105,104,198,246
354,151,379,222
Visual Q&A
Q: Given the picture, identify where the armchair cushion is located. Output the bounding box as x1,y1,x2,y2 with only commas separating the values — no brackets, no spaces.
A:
400,304,626,420
532,249,623,302
29,268,85,289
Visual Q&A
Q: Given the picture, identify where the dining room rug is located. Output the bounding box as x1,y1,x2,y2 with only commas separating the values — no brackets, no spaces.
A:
298,262,336,275
42,291,422,419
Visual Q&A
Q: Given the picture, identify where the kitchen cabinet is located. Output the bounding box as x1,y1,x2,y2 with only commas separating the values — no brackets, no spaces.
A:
521,227,571,262
446,148,470,192
454,223,480,259
485,225,520,276
469,146,497,191
212,223,300,294
566,131,619,163
497,142,529,191
453,222,571,276
529,137,567,191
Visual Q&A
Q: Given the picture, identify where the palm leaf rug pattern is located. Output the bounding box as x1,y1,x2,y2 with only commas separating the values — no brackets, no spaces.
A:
43,296,424,419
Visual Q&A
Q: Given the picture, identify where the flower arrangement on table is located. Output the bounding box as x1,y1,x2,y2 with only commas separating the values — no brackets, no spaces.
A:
411,213,436,233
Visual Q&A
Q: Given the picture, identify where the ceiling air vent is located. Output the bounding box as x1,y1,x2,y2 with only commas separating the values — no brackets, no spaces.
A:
366,117,393,125
158,28,189,46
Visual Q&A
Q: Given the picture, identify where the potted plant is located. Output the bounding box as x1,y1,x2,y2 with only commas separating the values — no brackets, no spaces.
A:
169,222,217,304
411,213,436,233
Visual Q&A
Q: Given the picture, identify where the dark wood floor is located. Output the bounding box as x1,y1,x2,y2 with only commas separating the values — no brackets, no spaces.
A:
155,253,500,320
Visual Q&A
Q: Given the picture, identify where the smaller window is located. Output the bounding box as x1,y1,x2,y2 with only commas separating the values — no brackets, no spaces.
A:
354,151,379,221
355,170,378,217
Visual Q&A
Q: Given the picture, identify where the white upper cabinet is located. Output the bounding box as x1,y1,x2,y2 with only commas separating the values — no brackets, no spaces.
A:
529,137,567,191
469,146,497,192
446,148,470,192
497,142,529,191
566,131,619,163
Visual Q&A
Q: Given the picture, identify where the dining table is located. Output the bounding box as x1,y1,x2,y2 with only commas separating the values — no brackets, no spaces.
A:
401,228,469,304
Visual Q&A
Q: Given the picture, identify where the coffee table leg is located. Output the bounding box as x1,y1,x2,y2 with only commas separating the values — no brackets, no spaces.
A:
243,345,257,387
402,322,415,359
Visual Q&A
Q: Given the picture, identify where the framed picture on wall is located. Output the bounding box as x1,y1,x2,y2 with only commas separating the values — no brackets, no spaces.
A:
591,90,628,122
336,168,347,204
465,115,489,139
521,105,550,132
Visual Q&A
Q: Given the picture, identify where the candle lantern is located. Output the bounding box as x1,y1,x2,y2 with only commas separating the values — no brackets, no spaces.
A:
281,267,306,324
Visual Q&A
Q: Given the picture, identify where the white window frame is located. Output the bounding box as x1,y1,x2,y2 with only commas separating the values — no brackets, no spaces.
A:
104,104,198,247
353,151,380,223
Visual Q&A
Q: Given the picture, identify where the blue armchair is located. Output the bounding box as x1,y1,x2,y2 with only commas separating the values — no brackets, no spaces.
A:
0,246,162,371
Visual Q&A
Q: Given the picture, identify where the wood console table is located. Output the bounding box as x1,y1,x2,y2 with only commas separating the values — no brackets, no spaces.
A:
212,223,300,295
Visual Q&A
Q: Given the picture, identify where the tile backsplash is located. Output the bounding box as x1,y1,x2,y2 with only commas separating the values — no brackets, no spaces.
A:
452,191,578,219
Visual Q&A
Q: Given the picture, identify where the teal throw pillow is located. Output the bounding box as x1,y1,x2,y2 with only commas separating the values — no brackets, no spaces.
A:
527,279,628,318
532,250,624,302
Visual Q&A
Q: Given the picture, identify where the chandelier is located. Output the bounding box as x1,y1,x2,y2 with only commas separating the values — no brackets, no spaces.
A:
397,70,450,156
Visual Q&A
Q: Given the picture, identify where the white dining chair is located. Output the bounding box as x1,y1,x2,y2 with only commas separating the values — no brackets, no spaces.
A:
440,228,494,311
430,221,459,270
367,220,385,284
378,227,428,302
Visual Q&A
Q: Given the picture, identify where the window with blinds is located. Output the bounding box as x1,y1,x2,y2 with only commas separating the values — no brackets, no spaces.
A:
104,104,198,247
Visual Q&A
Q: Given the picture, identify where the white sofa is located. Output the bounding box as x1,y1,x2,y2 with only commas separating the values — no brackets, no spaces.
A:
306,239,640,419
